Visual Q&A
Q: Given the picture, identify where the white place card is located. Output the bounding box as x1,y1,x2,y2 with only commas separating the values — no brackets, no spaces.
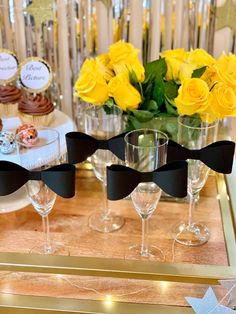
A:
20,57,52,93
0,50,19,84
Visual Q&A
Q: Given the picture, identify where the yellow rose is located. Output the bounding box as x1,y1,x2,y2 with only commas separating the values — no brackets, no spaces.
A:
213,54,236,93
112,60,145,82
108,73,141,111
175,78,211,115
200,65,216,89
74,59,109,104
179,62,197,81
210,82,236,119
95,54,114,81
187,48,215,68
202,64,236,93
160,48,188,81
109,41,139,64
217,53,236,75
108,41,145,82
160,48,187,61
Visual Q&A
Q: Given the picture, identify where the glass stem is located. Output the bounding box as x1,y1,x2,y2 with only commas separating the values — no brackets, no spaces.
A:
141,218,149,256
42,215,52,254
188,192,199,226
102,181,110,219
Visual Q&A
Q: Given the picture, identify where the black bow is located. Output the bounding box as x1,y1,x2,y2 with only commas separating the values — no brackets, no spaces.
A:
66,132,127,164
0,161,76,198
167,140,235,174
107,161,188,200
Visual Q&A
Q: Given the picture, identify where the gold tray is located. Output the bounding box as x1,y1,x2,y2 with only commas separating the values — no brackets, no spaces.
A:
0,163,235,313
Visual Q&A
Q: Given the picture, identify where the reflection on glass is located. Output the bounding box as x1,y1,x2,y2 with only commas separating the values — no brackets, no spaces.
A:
125,129,168,260
16,127,63,254
172,114,218,246
85,105,124,233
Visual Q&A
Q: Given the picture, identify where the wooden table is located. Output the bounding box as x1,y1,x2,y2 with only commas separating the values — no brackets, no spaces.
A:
0,165,235,313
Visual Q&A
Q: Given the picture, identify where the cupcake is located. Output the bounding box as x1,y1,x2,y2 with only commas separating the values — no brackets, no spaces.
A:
18,93,54,127
0,85,22,117
0,118,2,131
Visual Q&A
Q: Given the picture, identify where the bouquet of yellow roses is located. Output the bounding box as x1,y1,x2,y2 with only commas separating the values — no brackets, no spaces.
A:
74,41,236,130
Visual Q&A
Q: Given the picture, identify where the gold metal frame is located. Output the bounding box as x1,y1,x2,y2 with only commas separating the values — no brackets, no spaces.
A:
0,168,235,313
0,293,193,313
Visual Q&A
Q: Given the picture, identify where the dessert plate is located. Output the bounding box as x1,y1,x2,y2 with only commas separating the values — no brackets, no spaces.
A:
0,187,30,213
1,109,75,163
0,110,75,213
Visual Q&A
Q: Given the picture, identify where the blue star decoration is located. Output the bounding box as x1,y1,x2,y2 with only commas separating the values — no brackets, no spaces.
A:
186,287,235,313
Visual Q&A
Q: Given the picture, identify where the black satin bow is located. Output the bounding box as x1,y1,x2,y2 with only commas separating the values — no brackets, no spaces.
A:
107,161,188,200
167,140,235,174
65,132,127,164
0,161,76,198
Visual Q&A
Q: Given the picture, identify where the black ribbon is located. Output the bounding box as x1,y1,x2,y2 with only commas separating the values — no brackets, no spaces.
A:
167,140,235,174
107,161,188,200
65,132,127,164
0,161,76,198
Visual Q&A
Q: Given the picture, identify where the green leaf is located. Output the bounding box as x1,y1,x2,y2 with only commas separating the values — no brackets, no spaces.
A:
164,80,179,99
156,112,175,117
129,69,138,85
138,134,156,147
146,100,158,111
152,78,165,107
144,57,167,82
105,98,115,108
103,99,115,114
127,115,141,129
191,66,207,78
142,80,154,100
132,109,154,122
165,96,177,108
165,98,178,116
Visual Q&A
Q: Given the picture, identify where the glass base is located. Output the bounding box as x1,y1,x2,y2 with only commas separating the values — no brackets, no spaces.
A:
126,244,165,261
89,211,125,233
172,222,210,246
29,243,70,255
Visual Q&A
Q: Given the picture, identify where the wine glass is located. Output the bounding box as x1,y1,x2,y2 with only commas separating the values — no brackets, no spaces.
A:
16,127,61,254
84,105,125,233
124,129,168,259
172,114,218,246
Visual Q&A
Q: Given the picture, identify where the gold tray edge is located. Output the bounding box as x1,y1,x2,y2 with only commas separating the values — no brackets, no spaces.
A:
0,251,235,285
216,172,236,266
0,293,193,314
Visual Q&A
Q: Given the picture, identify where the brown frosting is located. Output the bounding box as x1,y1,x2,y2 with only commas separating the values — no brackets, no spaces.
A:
0,85,22,104
18,94,54,116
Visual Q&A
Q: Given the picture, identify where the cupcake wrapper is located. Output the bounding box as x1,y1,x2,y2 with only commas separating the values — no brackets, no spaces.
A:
0,103,19,118
19,111,55,127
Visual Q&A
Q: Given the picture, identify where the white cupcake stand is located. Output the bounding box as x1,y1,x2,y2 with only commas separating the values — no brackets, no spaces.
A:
0,109,75,213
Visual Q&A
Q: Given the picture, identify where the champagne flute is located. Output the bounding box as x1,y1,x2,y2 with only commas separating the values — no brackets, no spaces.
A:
125,129,168,259
172,114,218,246
84,105,124,233
16,127,60,254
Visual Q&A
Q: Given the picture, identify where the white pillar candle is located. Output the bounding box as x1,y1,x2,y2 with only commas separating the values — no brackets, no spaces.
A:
13,0,27,60
84,0,90,58
182,0,189,50
69,0,77,72
129,0,143,58
57,0,73,117
95,0,112,54
214,28,233,57
149,0,161,60
3,0,13,50
173,0,184,48
164,0,172,50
